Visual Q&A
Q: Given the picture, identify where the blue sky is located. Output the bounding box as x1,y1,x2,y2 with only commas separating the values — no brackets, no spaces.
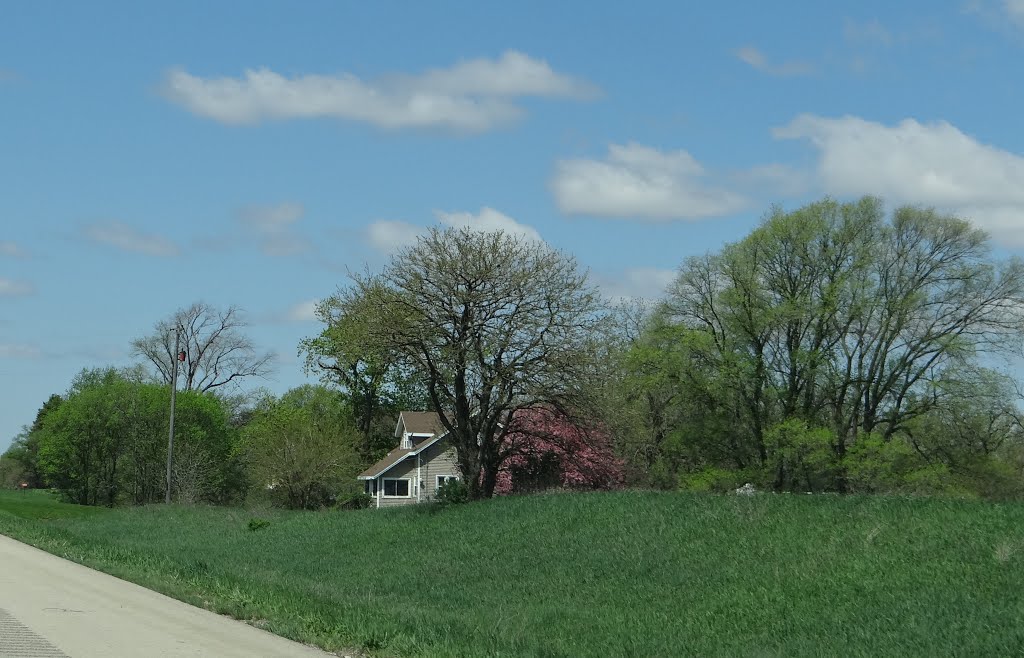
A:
3,1,1024,451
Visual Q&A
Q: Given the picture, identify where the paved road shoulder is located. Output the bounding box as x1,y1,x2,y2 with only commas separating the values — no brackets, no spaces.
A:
0,533,334,657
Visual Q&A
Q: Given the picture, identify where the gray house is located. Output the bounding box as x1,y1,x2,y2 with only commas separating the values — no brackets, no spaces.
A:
358,411,461,508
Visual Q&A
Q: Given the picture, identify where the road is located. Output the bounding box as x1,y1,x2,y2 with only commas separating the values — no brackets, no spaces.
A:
0,534,337,657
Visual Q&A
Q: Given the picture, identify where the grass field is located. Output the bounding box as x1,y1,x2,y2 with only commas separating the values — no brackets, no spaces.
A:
2,489,1023,657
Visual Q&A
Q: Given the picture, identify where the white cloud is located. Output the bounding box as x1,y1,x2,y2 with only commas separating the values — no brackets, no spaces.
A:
83,221,179,257
434,207,542,242
161,51,597,133
0,241,27,258
366,207,542,253
236,202,309,256
734,46,814,77
597,267,676,302
0,343,41,359
1006,0,1024,25
774,114,1024,244
551,143,749,221
366,220,423,253
285,300,318,323
0,278,35,297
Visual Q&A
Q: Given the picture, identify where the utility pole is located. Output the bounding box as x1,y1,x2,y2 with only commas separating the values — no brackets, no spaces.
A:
166,327,181,504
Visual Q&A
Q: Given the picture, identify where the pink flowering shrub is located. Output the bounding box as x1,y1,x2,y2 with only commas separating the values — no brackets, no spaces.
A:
494,408,624,495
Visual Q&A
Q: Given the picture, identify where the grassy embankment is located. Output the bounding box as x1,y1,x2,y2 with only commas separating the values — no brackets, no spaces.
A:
1,488,1023,657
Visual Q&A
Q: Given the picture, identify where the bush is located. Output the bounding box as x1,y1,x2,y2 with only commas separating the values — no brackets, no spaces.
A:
678,467,743,493
435,478,469,505
336,492,373,510
247,518,271,531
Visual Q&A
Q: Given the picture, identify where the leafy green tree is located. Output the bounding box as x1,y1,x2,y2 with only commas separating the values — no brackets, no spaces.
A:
1,394,63,489
241,385,361,509
36,367,239,505
300,296,429,462
310,227,606,499
0,454,27,489
657,197,1024,493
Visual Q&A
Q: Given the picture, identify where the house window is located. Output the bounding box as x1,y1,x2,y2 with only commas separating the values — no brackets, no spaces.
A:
364,480,378,496
383,478,410,497
436,475,459,491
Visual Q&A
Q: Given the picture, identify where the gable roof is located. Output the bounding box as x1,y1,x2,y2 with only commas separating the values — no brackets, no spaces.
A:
396,411,443,437
360,412,451,480
358,446,414,480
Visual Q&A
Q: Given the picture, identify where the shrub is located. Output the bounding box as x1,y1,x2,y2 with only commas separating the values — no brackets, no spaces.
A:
435,478,469,506
247,518,271,532
336,492,373,510
678,467,743,493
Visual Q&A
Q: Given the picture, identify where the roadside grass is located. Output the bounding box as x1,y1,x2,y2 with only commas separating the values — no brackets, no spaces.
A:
2,490,1024,657
0,489,109,520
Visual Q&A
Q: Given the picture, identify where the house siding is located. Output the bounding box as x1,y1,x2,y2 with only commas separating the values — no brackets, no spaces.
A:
376,457,418,508
419,439,460,501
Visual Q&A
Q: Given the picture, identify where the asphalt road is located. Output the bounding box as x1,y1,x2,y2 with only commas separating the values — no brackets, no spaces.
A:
0,534,336,657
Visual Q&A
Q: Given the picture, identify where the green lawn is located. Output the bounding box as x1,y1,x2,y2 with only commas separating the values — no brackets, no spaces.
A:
2,489,1023,657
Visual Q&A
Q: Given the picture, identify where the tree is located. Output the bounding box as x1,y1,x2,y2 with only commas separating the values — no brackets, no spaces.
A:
1,394,63,489
299,296,429,462
658,197,1024,493
132,302,273,392
35,367,239,506
496,408,624,494
241,385,360,509
313,227,606,499
0,454,27,489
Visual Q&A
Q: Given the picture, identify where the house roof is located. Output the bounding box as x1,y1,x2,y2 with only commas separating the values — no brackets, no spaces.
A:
397,411,444,437
360,412,451,480
358,446,414,480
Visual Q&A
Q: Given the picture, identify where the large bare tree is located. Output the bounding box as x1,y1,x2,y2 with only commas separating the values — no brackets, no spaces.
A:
132,302,274,392
312,227,606,499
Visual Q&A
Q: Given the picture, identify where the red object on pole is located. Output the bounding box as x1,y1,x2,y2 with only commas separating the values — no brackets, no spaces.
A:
178,351,186,362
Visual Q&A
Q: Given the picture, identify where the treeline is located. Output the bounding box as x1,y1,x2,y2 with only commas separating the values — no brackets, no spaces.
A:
603,197,1024,499
3,196,1024,505
0,369,405,507
0,304,421,508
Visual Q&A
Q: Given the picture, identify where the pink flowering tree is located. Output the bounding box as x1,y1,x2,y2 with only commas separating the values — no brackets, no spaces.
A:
494,408,624,495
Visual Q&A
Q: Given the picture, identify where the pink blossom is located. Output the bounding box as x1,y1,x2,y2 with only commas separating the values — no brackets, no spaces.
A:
494,408,624,495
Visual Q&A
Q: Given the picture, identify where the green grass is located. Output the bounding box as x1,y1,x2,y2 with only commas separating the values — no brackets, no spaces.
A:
0,489,109,520
2,490,1024,657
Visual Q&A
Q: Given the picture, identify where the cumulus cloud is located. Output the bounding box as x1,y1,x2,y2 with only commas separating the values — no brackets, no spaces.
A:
236,202,309,256
366,220,422,253
551,143,749,221
161,51,597,133
734,46,814,77
774,114,1024,244
366,207,542,253
0,278,35,297
0,241,27,258
83,221,179,257
434,207,542,242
